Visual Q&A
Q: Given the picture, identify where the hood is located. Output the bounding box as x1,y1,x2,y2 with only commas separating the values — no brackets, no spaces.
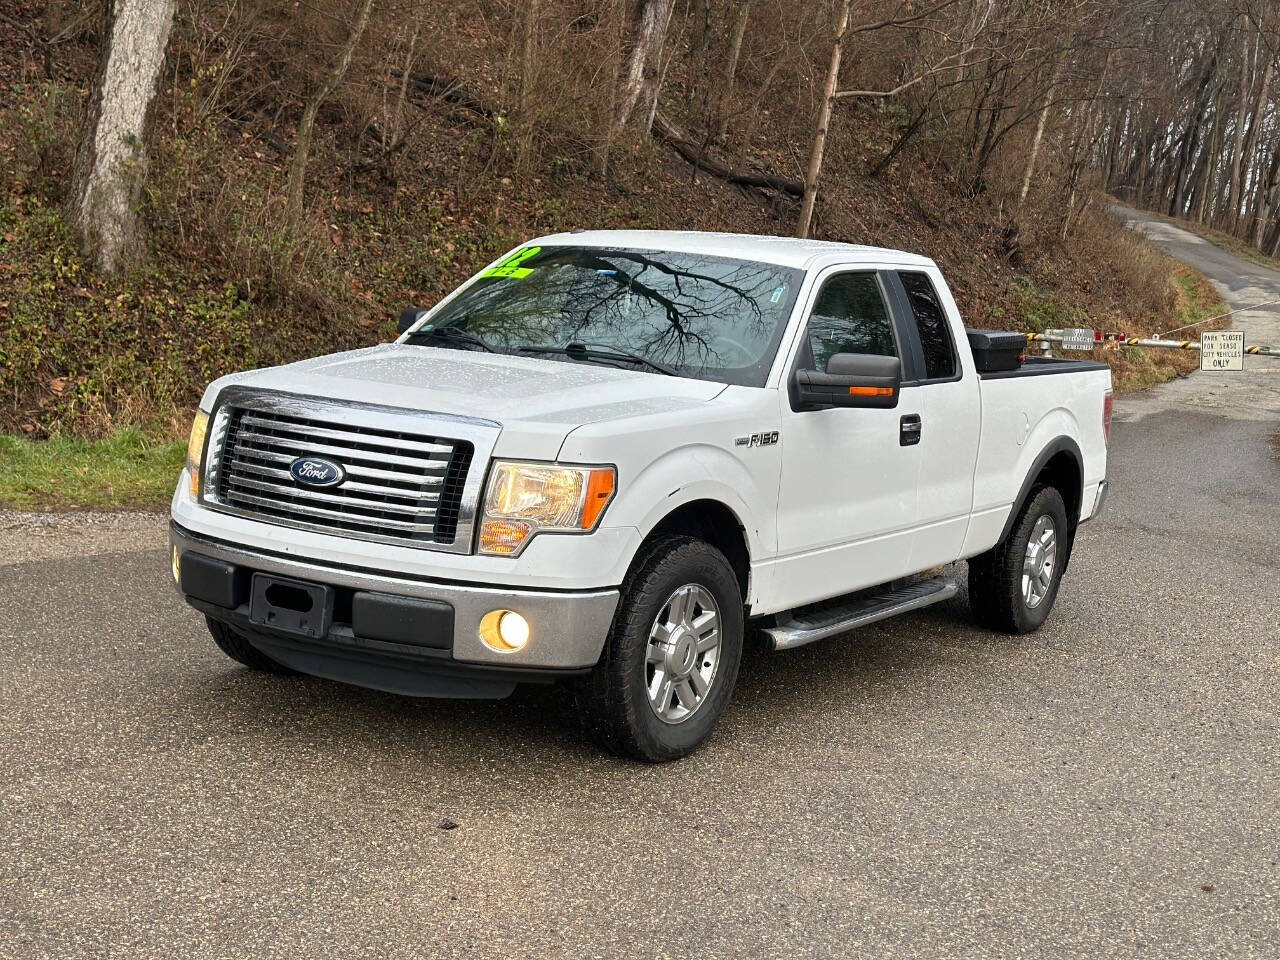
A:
207,344,728,457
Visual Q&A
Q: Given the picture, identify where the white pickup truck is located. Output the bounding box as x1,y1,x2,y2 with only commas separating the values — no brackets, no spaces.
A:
171,232,1112,760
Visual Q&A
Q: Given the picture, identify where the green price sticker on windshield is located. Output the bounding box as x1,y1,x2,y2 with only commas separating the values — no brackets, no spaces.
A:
481,246,541,280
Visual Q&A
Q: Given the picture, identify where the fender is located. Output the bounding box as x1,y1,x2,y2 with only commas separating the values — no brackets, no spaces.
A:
624,450,762,555
996,435,1084,546
615,443,775,560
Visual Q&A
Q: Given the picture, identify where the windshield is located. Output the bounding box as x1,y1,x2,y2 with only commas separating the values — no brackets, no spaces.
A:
408,246,804,387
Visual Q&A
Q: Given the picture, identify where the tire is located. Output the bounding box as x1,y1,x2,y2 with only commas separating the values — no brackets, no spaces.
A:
575,536,744,762
206,616,295,674
968,484,1070,634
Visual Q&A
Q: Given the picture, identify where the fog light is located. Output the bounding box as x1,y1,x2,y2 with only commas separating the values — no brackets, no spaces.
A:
171,546,181,586
479,609,530,653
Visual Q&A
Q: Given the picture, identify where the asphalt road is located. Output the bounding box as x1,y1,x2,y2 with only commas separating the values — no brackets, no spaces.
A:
2,214,1279,958
1109,204,1280,420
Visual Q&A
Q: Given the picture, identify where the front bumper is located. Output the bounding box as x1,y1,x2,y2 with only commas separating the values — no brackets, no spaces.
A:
171,523,619,695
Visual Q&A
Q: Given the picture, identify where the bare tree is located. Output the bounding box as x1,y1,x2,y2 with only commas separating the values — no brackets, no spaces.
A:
796,0,850,239
1226,51,1272,230
286,0,376,227
513,0,542,170
613,0,676,136
68,0,176,275
715,0,753,142
1017,26,1073,214
799,0,993,238
517,0,540,122
1221,30,1254,228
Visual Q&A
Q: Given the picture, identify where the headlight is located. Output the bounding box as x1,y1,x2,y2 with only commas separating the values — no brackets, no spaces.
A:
478,461,616,556
186,409,210,498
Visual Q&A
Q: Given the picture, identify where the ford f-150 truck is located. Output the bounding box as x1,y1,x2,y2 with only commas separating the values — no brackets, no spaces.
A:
171,232,1112,760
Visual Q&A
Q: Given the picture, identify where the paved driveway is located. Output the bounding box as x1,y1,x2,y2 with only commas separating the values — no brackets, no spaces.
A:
2,212,1278,958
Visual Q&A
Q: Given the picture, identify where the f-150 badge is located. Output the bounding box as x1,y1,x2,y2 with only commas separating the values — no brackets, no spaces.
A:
734,431,780,448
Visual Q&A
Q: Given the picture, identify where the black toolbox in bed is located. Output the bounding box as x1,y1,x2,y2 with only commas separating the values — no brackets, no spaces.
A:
965,329,1028,373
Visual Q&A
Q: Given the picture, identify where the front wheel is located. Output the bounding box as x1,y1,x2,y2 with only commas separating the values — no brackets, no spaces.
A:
206,616,295,674
576,536,744,761
968,484,1070,634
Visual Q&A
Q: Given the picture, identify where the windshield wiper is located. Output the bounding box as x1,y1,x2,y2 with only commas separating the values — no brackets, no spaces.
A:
405,324,496,353
518,341,676,376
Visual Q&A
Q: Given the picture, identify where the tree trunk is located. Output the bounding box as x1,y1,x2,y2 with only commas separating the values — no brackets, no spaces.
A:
1252,141,1280,249
715,0,752,141
972,66,1012,187
1104,103,1127,189
514,0,540,170
1187,78,1224,223
686,0,711,111
517,0,540,120
1195,87,1223,223
796,0,851,239
1017,31,1072,213
67,0,176,276
1233,58,1272,233
1186,138,1212,222
286,0,376,227
612,0,675,137
1169,52,1218,218
379,20,421,169
1242,135,1265,235
1222,35,1252,229
1133,125,1150,203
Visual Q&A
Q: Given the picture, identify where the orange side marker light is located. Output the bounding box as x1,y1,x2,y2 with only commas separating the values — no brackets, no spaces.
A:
848,386,895,398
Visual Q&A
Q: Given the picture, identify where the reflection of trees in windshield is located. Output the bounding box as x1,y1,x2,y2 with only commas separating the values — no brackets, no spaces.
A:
427,247,801,386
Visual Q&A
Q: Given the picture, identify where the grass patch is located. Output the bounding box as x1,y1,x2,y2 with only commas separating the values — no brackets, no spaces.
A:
1006,278,1091,333
1096,264,1226,393
1171,265,1228,333
0,428,185,510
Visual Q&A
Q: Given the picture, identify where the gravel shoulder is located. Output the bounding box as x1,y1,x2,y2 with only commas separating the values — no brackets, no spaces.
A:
0,510,168,567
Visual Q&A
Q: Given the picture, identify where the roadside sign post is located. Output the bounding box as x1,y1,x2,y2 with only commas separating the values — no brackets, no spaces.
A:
1199,331,1245,371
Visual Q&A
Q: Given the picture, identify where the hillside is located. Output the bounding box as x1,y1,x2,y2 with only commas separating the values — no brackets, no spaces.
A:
0,0,1220,441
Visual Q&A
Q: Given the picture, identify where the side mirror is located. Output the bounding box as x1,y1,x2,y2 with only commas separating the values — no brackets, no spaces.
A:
792,353,901,410
396,306,426,335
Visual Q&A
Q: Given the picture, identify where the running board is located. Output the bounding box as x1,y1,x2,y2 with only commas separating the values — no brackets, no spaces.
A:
762,576,958,652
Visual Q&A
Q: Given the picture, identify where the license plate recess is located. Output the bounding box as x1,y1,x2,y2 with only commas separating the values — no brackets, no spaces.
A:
249,573,335,640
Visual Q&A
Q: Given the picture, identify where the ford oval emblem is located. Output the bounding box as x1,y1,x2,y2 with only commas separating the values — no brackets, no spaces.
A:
289,456,345,488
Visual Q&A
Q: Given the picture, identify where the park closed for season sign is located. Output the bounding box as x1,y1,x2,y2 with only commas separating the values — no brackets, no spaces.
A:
1200,331,1245,371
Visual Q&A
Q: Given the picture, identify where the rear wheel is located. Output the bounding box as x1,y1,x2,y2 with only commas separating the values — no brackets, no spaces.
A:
576,536,744,761
205,616,295,673
968,485,1070,634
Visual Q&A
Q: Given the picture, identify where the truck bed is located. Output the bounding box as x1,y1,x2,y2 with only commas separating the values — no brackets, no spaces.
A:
978,355,1112,380
962,354,1111,559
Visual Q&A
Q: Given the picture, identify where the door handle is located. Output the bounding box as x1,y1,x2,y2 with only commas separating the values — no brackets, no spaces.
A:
900,414,922,446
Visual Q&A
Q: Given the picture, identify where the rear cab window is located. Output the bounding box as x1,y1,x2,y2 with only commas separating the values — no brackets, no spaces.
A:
897,271,958,382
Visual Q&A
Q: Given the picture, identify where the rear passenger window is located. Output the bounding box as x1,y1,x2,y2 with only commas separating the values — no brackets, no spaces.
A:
899,271,957,380
803,272,898,373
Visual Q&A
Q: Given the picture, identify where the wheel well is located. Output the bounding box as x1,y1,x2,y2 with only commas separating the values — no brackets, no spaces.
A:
1035,450,1082,528
639,500,750,600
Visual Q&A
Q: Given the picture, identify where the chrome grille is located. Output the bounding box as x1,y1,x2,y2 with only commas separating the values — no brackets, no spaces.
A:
203,390,496,552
